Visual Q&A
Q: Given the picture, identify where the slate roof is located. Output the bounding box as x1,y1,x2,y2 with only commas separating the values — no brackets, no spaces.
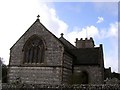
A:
59,36,102,65
71,47,101,65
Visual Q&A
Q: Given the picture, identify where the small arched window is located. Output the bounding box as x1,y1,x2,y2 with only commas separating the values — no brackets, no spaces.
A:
23,36,45,63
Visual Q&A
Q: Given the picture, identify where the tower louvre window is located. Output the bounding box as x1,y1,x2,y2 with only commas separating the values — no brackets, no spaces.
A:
23,36,45,64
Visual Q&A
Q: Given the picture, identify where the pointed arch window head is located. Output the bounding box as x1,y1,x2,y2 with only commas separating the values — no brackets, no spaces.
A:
23,36,45,64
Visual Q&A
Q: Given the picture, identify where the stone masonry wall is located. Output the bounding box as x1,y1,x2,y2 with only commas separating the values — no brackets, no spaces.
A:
62,53,73,84
63,54,72,69
74,65,103,84
8,67,62,85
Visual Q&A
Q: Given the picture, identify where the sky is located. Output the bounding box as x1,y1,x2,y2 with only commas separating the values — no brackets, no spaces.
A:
0,0,119,73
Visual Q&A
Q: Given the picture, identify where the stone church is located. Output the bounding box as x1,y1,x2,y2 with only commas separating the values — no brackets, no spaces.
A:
8,16,104,85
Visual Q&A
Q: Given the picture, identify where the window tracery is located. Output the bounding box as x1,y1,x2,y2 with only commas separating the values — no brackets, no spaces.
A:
23,36,45,64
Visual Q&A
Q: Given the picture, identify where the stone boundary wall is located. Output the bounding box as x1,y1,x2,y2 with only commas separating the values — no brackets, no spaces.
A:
2,83,120,90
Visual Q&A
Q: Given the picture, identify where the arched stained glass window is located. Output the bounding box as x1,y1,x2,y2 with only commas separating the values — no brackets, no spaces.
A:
23,36,45,63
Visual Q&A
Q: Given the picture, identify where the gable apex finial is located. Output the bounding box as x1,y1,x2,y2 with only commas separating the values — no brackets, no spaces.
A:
37,15,40,19
61,33,64,37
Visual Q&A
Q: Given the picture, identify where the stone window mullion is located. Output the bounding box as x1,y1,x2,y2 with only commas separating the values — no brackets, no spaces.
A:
34,47,37,63
25,50,29,63
36,46,39,63
38,47,41,63
40,45,44,63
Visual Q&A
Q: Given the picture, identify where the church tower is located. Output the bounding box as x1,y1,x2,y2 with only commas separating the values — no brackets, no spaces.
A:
75,37,95,48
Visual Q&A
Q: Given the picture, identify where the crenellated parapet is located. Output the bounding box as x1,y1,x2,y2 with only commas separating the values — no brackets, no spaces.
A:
75,37,95,48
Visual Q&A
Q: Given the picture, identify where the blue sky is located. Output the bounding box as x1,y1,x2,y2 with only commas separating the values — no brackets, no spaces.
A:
54,2,117,29
0,0,118,72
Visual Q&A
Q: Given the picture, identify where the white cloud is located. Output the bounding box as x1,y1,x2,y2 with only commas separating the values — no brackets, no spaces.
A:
66,25,99,45
98,22,118,39
97,22,118,39
107,22,118,38
38,4,68,37
66,22,118,45
0,1,68,64
96,16,104,23
85,26,99,38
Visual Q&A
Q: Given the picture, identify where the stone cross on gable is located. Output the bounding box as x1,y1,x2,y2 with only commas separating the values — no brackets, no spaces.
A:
61,33,64,37
37,15,40,19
